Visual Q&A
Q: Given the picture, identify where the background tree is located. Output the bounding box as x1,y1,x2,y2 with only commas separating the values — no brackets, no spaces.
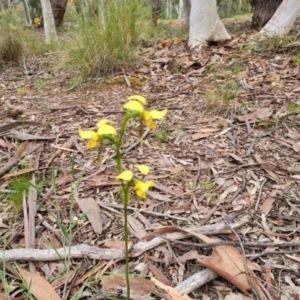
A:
22,0,32,25
252,0,282,30
40,0,57,44
188,0,300,49
255,0,300,38
151,0,160,26
188,0,231,48
49,0,68,26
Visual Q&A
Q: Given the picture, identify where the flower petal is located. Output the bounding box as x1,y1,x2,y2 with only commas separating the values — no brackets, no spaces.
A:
87,139,99,148
78,128,99,140
144,118,156,129
134,180,143,189
116,170,133,181
144,181,154,189
124,100,144,113
97,119,114,128
138,165,150,175
149,109,168,119
136,189,146,199
134,180,154,199
97,124,117,136
127,95,147,105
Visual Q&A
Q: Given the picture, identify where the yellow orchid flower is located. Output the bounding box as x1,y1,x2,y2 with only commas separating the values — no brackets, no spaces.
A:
124,100,167,129
127,95,147,105
116,170,133,181
78,119,117,148
134,180,154,199
137,165,150,176
78,128,100,148
97,119,114,128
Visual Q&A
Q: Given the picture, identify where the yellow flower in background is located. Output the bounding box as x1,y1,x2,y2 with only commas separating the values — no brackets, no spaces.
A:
33,18,41,26
116,170,133,181
134,180,154,199
124,97,167,129
78,119,116,148
137,164,150,176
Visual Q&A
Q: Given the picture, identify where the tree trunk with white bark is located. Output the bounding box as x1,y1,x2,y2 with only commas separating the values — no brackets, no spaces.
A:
256,0,300,38
188,0,300,48
49,0,68,26
40,0,57,44
252,0,283,30
188,0,231,49
22,0,32,26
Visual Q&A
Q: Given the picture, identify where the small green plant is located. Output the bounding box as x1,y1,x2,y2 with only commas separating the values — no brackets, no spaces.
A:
209,64,218,72
257,115,280,129
7,176,44,212
292,53,300,65
35,79,46,91
7,176,31,211
288,102,300,112
17,87,27,96
78,94,167,299
0,29,23,64
153,122,170,142
231,62,243,74
205,80,239,112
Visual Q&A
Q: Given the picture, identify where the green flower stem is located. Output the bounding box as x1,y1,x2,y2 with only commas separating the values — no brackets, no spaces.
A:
102,135,122,173
115,111,139,174
123,182,130,300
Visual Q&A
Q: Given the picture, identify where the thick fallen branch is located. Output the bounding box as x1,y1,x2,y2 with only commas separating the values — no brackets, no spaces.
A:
0,245,125,262
0,214,249,262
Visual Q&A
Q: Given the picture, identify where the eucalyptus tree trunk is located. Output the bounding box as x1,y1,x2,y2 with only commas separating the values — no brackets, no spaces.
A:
252,0,283,30
151,0,160,26
165,0,172,18
177,0,190,26
188,0,231,48
98,0,104,26
255,0,300,38
40,0,57,44
22,0,32,25
49,0,68,26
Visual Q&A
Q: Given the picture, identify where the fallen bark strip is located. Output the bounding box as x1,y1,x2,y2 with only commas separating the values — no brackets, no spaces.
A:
159,239,300,249
0,214,249,262
175,269,218,295
0,245,125,262
0,141,43,178
0,121,41,133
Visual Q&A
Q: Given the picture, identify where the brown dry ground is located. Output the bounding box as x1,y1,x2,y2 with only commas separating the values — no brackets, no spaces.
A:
1,16,300,299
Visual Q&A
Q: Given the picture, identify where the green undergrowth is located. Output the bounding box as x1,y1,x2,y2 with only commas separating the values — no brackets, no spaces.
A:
205,79,240,112
0,9,59,64
217,0,252,18
61,0,142,84
0,28,23,64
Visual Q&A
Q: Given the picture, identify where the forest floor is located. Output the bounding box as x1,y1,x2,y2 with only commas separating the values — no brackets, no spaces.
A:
1,16,300,300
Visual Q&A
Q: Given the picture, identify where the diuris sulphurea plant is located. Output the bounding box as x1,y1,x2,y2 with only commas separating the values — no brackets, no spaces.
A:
79,95,167,300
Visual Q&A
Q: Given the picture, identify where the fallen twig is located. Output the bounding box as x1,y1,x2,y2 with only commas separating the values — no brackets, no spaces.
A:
192,156,201,189
255,178,268,212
